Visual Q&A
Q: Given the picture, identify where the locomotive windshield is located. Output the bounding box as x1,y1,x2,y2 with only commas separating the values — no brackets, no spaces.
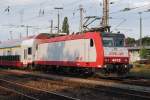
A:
102,33,125,47
103,38,114,47
114,38,124,47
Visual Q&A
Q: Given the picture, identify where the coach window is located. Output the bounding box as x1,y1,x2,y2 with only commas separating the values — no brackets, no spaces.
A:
90,39,94,47
28,47,32,55
3,51,6,56
7,50,11,55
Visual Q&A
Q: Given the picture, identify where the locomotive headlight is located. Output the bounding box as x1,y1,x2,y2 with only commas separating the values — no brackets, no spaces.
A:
124,58,128,62
118,59,121,62
98,65,102,68
112,59,115,62
105,58,109,62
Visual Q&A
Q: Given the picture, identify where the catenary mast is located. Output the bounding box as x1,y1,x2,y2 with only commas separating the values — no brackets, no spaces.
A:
102,0,110,32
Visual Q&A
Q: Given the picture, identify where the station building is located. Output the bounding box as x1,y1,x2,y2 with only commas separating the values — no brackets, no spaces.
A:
128,46,150,63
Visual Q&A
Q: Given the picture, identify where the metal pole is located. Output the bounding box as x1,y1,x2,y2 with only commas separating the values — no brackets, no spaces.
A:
58,12,60,33
139,12,142,50
102,0,109,27
9,31,13,40
106,0,109,27
139,12,143,59
54,7,63,33
50,20,53,33
20,9,24,24
20,33,22,39
79,5,83,33
26,25,29,37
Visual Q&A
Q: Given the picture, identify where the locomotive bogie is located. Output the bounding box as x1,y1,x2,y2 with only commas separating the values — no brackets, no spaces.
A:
103,64,132,75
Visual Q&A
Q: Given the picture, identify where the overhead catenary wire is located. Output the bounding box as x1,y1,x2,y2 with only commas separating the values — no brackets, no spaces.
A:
15,0,82,23
110,2,150,14
0,0,98,26
0,0,150,39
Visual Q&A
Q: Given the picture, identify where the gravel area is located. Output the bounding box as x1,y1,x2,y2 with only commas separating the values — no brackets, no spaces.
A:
0,70,149,100
0,87,30,100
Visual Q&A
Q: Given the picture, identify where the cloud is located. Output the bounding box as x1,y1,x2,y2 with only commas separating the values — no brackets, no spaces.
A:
0,0,149,40
0,0,36,6
132,1,150,7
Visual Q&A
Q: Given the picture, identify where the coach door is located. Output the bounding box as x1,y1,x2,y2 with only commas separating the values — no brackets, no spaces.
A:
23,47,32,66
23,48,28,65
24,49,27,60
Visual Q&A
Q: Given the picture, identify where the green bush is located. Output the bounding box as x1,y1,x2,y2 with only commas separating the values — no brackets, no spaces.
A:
140,48,149,59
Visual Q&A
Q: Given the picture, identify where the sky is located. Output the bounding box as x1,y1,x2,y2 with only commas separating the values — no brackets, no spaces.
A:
0,0,150,41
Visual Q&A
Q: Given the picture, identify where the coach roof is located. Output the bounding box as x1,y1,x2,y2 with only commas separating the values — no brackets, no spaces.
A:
0,39,22,49
0,33,51,49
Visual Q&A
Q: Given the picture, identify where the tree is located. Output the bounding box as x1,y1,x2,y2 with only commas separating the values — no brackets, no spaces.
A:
142,37,150,46
140,48,149,59
62,17,69,35
136,36,150,46
125,37,136,47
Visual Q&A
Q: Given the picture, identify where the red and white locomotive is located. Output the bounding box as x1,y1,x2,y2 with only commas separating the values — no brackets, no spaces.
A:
0,31,132,75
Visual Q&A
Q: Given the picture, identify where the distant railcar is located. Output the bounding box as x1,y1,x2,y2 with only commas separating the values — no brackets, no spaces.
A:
0,32,132,75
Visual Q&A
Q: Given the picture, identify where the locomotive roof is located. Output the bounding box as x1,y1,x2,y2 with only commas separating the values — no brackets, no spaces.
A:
101,32,125,38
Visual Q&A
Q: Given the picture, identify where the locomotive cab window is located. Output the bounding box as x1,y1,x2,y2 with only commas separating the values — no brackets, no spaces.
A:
28,47,32,55
90,39,94,47
115,38,124,47
103,38,114,47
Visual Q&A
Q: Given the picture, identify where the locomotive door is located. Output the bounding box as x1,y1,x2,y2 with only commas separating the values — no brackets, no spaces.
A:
87,39,96,62
84,39,91,62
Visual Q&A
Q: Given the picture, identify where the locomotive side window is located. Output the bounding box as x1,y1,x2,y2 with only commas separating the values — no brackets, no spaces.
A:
90,39,94,47
28,47,32,55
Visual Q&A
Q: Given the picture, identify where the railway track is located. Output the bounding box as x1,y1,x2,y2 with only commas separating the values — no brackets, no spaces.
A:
0,79,79,100
0,69,150,100
90,75,150,87
0,85,39,100
90,86,150,100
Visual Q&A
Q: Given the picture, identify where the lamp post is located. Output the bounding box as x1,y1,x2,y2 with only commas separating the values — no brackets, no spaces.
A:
54,7,63,33
139,12,142,54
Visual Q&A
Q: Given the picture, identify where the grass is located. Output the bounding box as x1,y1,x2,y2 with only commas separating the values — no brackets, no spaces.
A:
129,64,150,79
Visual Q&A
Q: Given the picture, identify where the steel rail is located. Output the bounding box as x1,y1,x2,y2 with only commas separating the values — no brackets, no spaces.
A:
91,86,150,100
0,85,38,100
0,79,79,100
0,70,150,99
